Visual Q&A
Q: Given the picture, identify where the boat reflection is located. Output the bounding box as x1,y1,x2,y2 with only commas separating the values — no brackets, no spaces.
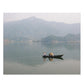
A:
43,57,64,62
49,58,53,61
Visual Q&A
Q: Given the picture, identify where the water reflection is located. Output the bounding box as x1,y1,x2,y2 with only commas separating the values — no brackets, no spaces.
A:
43,57,64,62
4,59,80,74
41,42,80,50
4,42,80,74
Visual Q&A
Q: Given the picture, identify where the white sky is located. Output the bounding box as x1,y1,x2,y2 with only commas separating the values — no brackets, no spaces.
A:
4,13,80,24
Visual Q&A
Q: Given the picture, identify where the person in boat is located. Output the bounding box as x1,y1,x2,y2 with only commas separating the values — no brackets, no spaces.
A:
49,52,54,57
43,52,46,56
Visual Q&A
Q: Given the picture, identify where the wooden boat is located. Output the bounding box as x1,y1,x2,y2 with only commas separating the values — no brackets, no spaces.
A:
43,54,63,58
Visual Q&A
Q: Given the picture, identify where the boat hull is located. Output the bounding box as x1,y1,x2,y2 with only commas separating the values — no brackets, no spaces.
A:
43,54,63,58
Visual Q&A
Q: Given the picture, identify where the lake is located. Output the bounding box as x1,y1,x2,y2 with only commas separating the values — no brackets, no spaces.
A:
4,42,80,74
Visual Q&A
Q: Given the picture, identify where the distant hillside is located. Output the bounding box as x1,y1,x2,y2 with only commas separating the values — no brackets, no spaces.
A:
42,35,64,42
4,17,80,40
42,34,80,42
64,34,80,41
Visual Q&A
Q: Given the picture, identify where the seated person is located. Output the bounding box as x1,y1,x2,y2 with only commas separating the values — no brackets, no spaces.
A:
49,52,54,56
43,52,46,56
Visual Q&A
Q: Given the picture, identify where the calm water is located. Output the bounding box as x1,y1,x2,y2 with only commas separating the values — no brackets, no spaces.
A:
4,42,80,74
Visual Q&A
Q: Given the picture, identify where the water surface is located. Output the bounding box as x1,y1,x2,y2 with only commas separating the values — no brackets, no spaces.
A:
4,42,80,74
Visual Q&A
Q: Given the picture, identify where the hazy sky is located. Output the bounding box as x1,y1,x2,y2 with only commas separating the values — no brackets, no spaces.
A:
4,13,80,24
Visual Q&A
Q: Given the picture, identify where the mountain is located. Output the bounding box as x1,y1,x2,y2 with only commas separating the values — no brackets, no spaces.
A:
4,16,80,40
